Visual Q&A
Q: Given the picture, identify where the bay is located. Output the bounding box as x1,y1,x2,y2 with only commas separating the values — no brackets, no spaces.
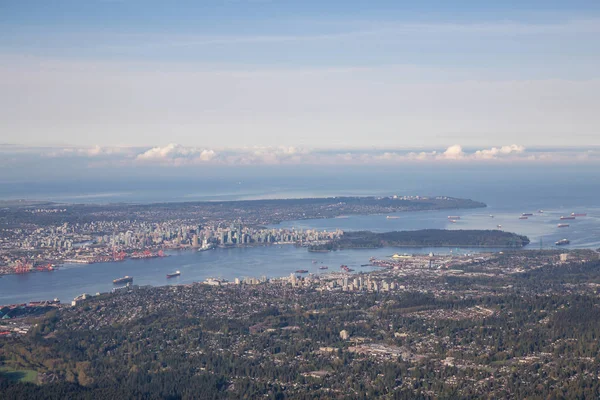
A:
0,245,484,305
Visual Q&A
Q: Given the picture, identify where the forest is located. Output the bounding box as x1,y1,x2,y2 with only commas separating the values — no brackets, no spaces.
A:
309,229,530,251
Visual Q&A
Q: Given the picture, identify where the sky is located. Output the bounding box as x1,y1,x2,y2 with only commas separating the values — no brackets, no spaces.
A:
1,0,600,172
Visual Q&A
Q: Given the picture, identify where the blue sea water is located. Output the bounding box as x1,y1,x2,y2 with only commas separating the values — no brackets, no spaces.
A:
0,165,599,304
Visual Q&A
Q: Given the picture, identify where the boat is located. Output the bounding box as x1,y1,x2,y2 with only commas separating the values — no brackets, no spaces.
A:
166,270,181,278
560,216,576,220
386,216,400,219
557,223,570,228
497,225,502,229
319,266,328,270
489,214,494,218
571,213,587,217
522,213,533,216
447,216,460,220
519,216,528,220
295,269,309,273
538,210,544,213
555,239,570,246
113,276,133,284
449,219,457,223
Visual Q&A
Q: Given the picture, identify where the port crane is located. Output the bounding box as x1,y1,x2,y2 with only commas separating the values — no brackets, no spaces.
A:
14,259,32,274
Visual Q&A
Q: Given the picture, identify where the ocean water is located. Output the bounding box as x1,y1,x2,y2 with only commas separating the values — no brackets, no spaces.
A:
1,165,598,206
1,164,599,304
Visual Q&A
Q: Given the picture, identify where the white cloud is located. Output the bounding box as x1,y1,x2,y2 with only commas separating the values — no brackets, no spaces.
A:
373,145,528,163
42,145,134,158
473,144,526,159
440,145,465,160
135,143,217,165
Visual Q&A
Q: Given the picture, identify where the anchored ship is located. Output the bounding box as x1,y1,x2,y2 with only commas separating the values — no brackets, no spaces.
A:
519,216,528,220
113,276,133,284
166,270,181,278
295,269,309,273
557,223,570,228
386,216,400,219
560,216,576,220
555,239,570,246
571,213,587,217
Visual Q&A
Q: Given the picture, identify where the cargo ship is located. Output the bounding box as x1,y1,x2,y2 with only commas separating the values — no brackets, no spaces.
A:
560,216,576,220
295,269,309,273
519,216,528,220
166,271,181,278
386,216,400,219
571,213,587,217
522,213,533,216
319,266,328,270
557,223,570,228
555,239,570,246
340,265,354,272
113,276,133,284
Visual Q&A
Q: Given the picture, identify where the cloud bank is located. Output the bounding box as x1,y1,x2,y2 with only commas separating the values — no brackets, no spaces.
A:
0,143,593,168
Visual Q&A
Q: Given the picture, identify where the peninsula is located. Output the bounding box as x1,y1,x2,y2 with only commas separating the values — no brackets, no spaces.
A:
308,229,531,251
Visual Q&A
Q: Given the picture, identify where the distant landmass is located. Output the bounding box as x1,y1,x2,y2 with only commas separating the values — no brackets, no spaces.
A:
0,195,485,226
309,229,530,250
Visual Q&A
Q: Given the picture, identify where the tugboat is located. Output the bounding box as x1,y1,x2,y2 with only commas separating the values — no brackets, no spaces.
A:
113,276,133,284
166,270,181,278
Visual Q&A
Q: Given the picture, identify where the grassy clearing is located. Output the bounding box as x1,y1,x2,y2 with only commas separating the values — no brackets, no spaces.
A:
0,365,38,383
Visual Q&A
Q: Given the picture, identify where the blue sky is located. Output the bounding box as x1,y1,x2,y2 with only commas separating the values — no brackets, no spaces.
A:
1,1,600,165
